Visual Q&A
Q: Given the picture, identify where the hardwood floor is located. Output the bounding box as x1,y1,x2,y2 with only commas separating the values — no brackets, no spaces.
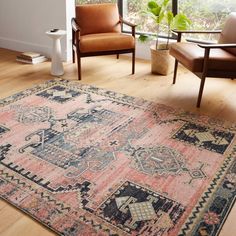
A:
0,47,235,235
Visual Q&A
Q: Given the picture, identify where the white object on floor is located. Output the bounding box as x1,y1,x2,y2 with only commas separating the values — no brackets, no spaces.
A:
46,30,66,76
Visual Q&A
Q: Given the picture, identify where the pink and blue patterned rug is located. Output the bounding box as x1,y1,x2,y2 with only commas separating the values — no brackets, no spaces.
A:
0,79,235,236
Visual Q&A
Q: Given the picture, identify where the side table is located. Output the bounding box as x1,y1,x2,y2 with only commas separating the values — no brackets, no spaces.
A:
46,30,66,76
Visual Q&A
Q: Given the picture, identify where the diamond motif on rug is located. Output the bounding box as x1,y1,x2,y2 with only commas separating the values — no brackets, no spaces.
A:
15,106,52,123
36,85,80,103
172,122,234,154
132,145,186,175
97,181,184,234
129,201,156,221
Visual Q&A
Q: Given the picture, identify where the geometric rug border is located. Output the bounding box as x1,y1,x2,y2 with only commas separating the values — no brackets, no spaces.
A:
179,146,236,236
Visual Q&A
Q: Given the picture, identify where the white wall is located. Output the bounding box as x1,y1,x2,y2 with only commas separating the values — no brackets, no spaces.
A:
0,0,75,61
0,0,152,61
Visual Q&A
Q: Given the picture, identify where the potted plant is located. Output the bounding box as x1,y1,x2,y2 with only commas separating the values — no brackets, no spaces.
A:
139,0,191,75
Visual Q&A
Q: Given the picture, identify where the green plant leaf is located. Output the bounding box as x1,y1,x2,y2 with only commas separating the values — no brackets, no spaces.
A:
166,10,174,26
139,0,191,48
162,0,170,8
138,34,151,43
173,13,191,30
148,1,158,9
152,6,162,16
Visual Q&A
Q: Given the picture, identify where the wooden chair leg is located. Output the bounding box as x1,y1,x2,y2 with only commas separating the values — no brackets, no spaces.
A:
173,59,178,84
117,54,119,59
77,53,81,80
197,76,206,108
72,48,75,63
132,50,135,74
197,48,210,108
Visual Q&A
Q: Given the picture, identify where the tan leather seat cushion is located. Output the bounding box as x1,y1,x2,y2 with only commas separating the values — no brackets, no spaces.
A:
76,4,121,36
170,42,236,72
80,33,135,53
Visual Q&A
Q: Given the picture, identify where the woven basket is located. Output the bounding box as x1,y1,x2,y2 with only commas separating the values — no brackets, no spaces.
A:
150,44,175,75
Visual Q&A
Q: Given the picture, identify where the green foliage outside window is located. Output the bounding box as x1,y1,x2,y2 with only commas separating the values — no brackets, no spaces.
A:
179,0,236,41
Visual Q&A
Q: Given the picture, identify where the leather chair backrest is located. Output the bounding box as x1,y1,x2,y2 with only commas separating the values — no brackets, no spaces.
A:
76,3,121,36
218,12,236,56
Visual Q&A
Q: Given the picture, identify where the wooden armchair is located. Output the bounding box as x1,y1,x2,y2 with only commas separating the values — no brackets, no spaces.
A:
169,13,236,107
72,3,136,80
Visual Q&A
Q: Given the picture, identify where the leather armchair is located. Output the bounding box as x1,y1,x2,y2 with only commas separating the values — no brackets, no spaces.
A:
169,13,236,107
72,3,136,80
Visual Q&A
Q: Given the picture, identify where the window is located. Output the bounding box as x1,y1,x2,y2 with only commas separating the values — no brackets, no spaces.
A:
122,0,172,37
122,0,236,41
76,0,236,41
178,0,236,41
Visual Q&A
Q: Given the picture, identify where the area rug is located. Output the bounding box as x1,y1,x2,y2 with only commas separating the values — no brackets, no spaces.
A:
0,79,235,236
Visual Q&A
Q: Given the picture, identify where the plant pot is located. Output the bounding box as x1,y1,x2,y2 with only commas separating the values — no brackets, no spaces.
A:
150,44,175,75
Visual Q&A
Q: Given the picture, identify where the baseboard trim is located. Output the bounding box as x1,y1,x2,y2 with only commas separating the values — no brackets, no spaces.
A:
0,36,68,61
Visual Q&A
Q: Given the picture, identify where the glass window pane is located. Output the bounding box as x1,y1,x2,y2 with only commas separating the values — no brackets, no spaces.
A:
123,0,172,36
179,0,236,41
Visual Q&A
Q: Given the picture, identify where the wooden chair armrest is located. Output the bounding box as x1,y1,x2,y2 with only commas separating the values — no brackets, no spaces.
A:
198,43,236,76
198,43,236,49
119,17,136,37
119,17,136,27
71,18,81,33
71,18,81,44
172,29,222,42
172,29,222,34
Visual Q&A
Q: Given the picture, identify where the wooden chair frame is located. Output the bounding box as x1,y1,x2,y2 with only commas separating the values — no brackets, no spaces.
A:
71,17,136,80
172,30,236,107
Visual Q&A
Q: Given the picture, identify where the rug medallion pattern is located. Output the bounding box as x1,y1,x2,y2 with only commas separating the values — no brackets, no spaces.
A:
0,80,235,236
